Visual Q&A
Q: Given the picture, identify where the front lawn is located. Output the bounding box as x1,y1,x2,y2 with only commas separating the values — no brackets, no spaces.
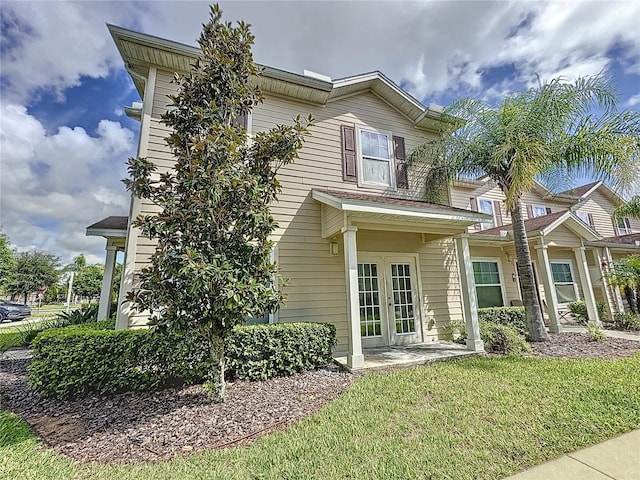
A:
2,355,640,479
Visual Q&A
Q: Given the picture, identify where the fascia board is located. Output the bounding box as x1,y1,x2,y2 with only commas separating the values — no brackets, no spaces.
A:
312,190,489,224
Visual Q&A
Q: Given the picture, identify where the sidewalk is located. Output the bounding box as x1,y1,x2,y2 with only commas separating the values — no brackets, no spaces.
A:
505,429,640,479
562,324,640,342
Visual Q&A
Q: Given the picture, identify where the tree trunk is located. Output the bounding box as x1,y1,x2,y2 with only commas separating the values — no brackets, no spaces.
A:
511,201,548,341
206,327,226,403
624,286,635,314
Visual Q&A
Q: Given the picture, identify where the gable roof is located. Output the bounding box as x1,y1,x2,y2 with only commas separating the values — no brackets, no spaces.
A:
108,24,456,133
587,232,640,249
558,181,601,199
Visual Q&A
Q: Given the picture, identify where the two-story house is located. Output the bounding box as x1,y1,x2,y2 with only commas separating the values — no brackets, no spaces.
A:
87,25,639,370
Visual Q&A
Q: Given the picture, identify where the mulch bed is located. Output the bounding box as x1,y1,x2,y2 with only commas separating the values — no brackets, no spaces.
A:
528,332,640,359
0,360,353,464
1,332,639,465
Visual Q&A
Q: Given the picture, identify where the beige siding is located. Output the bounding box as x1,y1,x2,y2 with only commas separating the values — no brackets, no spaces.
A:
128,70,465,345
544,225,583,248
575,190,638,237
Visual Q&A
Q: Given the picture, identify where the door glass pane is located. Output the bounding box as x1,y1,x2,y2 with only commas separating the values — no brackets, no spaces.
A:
390,263,416,334
358,262,382,337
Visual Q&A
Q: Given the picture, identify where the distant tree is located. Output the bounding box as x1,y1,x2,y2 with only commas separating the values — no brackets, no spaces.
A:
73,264,104,301
124,5,312,401
5,251,60,303
409,74,640,341
0,234,15,291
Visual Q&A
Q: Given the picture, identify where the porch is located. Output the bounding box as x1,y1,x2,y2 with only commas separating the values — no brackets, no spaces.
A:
334,341,483,372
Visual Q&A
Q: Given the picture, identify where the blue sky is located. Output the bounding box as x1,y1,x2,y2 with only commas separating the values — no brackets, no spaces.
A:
1,1,639,265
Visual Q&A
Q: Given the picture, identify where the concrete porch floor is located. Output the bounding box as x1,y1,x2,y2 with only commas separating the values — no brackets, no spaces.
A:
334,341,483,371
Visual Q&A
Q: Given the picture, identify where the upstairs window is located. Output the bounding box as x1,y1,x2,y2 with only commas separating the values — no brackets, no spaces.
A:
615,216,632,235
576,211,594,228
531,205,549,218
359,128,393,187
478,198,496,230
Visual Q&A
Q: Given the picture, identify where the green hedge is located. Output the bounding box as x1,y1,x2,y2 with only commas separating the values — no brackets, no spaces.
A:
477,307,526,335
568,301,608,322
29,322,336,399
226,323,336,380
457,321,530,357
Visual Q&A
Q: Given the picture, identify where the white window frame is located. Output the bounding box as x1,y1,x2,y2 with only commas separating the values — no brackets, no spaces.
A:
615,216,632,235
549,260,579,305
576,211,591,226
531,204,548,218
471,258,507,308
356,126,396,189
477,198,496,230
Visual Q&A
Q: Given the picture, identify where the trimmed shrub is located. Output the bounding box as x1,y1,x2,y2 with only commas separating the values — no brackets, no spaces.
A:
568,301,608,322
477,307,526,335
29,327,212,398
226,323,336,380
612,312,640,331
457,321,530,356
480,322,530,356
29,322,336,398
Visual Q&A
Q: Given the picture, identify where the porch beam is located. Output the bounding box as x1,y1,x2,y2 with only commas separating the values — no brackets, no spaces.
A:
342,225,364,369
574,246,600,325
534,242,563,333
454,234,484,351
97,245,119,320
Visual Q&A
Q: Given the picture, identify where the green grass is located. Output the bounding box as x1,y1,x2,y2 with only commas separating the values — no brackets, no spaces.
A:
2,355,640,479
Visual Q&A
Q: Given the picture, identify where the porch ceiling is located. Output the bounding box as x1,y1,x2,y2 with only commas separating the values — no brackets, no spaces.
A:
312,189,489,238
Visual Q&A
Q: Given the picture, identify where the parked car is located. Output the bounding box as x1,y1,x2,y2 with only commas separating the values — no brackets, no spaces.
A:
0,299,31,322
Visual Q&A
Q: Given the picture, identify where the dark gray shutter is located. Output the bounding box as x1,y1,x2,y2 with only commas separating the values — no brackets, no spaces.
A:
526,204,534,219
545,207,552,215
341,125,357,182
470,197,480,230
625,218,632,233
393,136,408,189
493,200,503,226
587,213,594,227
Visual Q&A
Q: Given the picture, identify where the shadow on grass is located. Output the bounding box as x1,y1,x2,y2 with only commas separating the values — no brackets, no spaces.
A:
0,410,37,448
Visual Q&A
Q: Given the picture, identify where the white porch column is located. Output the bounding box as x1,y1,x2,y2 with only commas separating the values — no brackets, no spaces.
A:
574,246,600,325
454,234,484,351
97,245,119,320
342,225,364,369
604,246,625,313
534,243,563,333
592,248,616,321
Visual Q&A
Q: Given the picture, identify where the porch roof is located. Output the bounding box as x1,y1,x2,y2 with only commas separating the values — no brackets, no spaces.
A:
471,210,600,242
312,189,489,238
587,232,640,250
86,216,128,238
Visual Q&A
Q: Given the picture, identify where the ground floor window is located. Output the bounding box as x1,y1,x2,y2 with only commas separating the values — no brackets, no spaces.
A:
550,261,577,303
472,260,504,308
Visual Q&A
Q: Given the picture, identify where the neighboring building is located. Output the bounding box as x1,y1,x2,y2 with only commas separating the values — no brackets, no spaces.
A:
88,25,639,370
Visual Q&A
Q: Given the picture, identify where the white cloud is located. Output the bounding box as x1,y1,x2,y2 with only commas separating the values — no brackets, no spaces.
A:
626,93,640,108
0,103,133,264
1,1,144,104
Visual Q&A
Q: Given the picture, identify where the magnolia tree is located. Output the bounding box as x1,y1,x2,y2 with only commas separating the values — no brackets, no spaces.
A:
124,5,312,401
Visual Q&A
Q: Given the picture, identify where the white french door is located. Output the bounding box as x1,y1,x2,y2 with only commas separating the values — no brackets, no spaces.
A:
357,254,422,347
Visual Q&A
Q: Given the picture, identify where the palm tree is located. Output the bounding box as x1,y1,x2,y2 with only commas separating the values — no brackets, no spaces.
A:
607,255,640,314
409,75,640,341
613,196,640,221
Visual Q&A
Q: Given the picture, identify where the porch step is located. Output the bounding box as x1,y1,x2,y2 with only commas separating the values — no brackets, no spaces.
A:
334,342,484,372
